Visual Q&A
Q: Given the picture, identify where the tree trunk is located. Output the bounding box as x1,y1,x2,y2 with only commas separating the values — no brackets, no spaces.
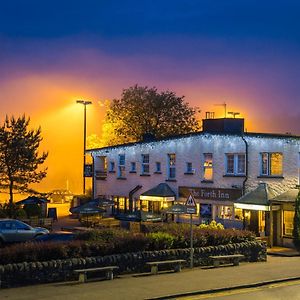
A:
9,179,14,218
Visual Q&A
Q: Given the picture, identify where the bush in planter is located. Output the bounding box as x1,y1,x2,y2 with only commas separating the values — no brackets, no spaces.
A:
147,232,174,250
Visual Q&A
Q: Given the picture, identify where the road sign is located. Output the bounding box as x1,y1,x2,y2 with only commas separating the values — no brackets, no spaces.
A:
185,193,196,207
185,193,197,214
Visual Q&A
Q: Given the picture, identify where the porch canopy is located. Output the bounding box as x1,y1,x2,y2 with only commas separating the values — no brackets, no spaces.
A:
271,188,299,203
234,182,278,211
140,183,176,202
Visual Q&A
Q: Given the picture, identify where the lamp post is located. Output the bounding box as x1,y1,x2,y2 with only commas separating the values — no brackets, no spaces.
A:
76,100,92,194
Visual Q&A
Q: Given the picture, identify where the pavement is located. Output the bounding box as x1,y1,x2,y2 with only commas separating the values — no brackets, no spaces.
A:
1,255,300,300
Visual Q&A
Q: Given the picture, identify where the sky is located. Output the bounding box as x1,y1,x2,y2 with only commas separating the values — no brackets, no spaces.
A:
0,0,299,195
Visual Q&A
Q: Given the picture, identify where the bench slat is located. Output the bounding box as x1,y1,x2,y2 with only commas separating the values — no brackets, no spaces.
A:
146,259,186,265
74,266,118,273
209,255,244,259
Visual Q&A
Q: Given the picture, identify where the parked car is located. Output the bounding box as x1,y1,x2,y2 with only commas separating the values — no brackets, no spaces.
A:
0,219,49,246
34,232,75,243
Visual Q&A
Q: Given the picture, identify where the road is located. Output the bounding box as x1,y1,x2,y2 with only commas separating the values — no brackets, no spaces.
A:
179,279,300,300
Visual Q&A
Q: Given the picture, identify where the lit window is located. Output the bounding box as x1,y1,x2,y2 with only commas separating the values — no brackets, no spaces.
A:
155,162,161,173
130,162,136,172
261,152,283,176
225,154,246,175
168,153,176,179
118,154,125,178
141,154,150,174
203,153,213,180
283,211,294,236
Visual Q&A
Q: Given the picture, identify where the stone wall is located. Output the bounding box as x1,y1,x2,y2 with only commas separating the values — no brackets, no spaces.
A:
0,240,266,288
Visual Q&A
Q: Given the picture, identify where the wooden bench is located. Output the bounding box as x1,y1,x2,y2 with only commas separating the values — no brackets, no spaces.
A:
74,266,119,283
209,254,244,268
146,259,186,275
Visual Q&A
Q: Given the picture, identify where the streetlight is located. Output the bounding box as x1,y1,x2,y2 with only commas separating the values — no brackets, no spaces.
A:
76,100,92,194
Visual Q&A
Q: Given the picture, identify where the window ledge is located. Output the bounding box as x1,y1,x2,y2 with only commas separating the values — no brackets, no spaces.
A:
184,172,194,175
108,171,116,174
117,177,127,180
257,175,284,179
140,174,151,177
154,171,162,174
223,174,246,178
166,179,177,182
201,180,214,183
129,171,137,173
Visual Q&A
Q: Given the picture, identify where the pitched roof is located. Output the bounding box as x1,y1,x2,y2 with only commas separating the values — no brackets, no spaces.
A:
271,188,299,203
141,183,176,197
235,183,277,206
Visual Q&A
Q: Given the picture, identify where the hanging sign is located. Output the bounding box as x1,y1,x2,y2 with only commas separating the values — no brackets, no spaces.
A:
185,193,197,214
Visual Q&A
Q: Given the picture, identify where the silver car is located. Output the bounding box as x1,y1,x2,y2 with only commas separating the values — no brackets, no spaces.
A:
0,219,49,246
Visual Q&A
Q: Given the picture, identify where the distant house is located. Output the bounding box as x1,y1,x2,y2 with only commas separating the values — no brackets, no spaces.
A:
50,190,73,204
88,118,300,247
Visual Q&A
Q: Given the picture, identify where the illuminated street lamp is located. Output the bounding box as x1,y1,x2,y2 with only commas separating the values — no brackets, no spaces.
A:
76,100,92,194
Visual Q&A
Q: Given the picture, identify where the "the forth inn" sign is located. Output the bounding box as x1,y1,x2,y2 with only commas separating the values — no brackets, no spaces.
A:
179,186,242,202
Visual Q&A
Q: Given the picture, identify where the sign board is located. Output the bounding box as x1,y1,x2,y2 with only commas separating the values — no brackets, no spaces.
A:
179,186,242,202
185,193,197,214
84,164,93,177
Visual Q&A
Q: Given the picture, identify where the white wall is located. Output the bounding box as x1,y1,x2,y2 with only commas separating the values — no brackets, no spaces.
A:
91,134,300,199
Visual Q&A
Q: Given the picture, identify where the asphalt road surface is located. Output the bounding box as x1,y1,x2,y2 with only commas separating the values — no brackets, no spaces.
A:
179,279,300,300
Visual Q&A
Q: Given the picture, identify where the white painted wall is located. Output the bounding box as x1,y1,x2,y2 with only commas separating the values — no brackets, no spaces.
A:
91,133,300,199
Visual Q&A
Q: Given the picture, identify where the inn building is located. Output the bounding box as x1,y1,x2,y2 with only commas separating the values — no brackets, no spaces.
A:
88,118,300,247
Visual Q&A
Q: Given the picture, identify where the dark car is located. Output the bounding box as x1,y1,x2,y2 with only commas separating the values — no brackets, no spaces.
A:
0,219,49,246
34,232,76,243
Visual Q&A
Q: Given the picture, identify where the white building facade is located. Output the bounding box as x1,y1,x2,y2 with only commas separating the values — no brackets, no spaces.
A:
88,119,300,246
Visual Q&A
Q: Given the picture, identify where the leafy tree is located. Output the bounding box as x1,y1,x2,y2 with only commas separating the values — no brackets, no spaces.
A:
293,190,300,251
101,85,201,146
0,115,48,208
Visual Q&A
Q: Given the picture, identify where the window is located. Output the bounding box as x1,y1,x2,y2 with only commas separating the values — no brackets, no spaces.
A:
283,211,294,236
186,162,194,173
261,152,283,176
141,154,150,174
130,162,136,172
155,162,161,173
118,154,125,178
203,153,213,180
109,161,115,172
225,153,246,175
168,153,176,179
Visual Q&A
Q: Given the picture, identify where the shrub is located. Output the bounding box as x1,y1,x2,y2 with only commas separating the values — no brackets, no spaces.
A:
23,204,42,218
147,232,174,250
199,220,224,230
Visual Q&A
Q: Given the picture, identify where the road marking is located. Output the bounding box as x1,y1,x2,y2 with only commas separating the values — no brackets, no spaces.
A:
178,280,300,299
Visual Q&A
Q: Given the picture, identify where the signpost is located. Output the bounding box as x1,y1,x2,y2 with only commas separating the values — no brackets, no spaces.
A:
185,193,197,268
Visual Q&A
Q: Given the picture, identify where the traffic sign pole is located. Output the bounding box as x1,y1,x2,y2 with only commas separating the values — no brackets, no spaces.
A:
190,214,194,268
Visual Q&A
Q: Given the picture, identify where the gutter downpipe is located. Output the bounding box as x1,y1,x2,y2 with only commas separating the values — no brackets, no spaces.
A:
241,135,249,230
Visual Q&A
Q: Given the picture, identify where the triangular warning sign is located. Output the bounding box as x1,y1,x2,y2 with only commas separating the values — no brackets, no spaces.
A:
185,193,196,207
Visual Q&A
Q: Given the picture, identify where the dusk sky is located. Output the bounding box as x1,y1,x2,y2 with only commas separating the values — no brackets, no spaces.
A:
0,1,299,194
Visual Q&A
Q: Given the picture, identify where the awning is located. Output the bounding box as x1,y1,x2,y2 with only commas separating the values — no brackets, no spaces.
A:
140,183,176,202
234,183,278,211
271,188,299,203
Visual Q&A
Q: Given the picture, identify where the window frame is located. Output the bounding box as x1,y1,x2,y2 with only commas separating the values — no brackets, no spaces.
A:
203,153,213,181
167,153,176,179
225,153,246,176
260,152,283,177
141,154,150,174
